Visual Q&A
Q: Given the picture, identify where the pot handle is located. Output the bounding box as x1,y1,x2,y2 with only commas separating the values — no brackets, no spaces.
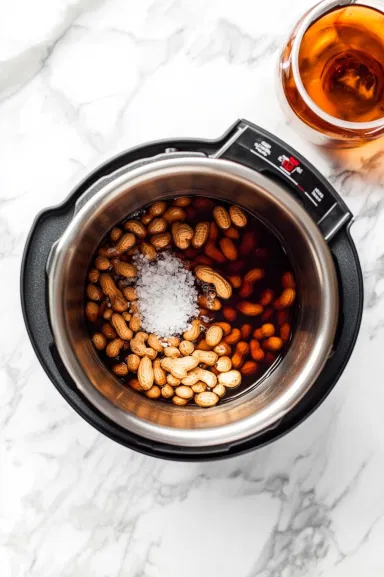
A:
214,119,353,243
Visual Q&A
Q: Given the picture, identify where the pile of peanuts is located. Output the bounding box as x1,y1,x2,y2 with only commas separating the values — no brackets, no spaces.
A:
85,196,296,408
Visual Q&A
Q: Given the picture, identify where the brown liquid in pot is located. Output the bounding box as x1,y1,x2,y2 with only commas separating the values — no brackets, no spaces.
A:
85,196,298,406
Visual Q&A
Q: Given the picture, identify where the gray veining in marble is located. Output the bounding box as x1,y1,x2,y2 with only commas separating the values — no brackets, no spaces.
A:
1,0,384,575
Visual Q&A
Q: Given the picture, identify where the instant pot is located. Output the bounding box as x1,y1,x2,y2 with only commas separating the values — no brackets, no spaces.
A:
21,119,363,460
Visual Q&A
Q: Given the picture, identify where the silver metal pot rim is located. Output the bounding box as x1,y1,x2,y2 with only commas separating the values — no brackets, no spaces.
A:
48,156,338,447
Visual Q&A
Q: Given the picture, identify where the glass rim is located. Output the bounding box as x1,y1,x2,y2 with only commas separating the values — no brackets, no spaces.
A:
291,0,384,131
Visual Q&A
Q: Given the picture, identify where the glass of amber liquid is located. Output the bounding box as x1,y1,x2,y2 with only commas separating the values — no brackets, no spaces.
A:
278,0,384,146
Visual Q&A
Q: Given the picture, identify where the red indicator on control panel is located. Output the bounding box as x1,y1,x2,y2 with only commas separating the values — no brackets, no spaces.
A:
281,156,300,173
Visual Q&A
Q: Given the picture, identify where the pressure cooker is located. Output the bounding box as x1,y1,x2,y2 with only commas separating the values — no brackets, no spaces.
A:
21,119,363,460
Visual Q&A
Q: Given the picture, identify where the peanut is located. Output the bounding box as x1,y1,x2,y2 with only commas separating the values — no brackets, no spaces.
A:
150,232,171,250
167,374,181,386
239,231,256,254
149,201,167,217
172,222,193,250
86,301,99,322
214,341,232,356
148,217,167,234
172,396,188,406
240,324,252,340
192,221,210,249
225,328,242,345
183,319,202,341
198,295,222,311
275,289,296,309
282,272,296,289
164,346,181,359
205,325,223,348
261,323,275,338
191,382,206,393
145,385,161,399
225,227,240,240
103,308,113,320
223,307,237,322
111,294,129,313
166,336,180,347
239,268,265,298
153,359,167,386
113,260,137,278
260,289,274,306
130,332,157,359
110,227,123,242
195,266,232,299
241,361,258,376
99,273,119,299
111,313,133,341
161,384,174,398
122,312,131,322
280,322,291,342
215,356,232,372
218,370,242,388
208,221,219,241
141,213,153,225
212,384,226,398
182,368,217,388
161,356,199,379
124,220,146,238
127,354,140,372
138,356,154,390
106,338,124,358
194,254,214,266
219,238,238,261
147,334,164,353
229,205,248,227
194,391,219,407
101,323,117,340
192,350,218,366
115,233,136,254
173,196,191,207
214,322,231,336
179,340,195,356
163,207,186,223
140,242,157,261
88,268,100,283
204,242,225,263
122,286,137,301
98,245,117,258
175,385,194,400
232,341,249,369
237,301,263,316
95,255,111,270
250,340,265,361
112,363,128,376
92,333,106,350
213,206,231,230
264,337,283,351
261,308,274,322
130,377,144,392
129,314,141,332
196,339,211,351
229,275,242,289
87,283,103,301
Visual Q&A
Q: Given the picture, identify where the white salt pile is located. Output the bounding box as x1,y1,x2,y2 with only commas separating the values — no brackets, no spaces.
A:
134,253,199,337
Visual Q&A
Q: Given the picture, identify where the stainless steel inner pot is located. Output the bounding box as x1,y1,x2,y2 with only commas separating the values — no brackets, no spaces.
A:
48,157,338,448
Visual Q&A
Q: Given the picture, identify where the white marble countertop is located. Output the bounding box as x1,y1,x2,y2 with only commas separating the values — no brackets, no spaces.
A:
2,0,384,575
